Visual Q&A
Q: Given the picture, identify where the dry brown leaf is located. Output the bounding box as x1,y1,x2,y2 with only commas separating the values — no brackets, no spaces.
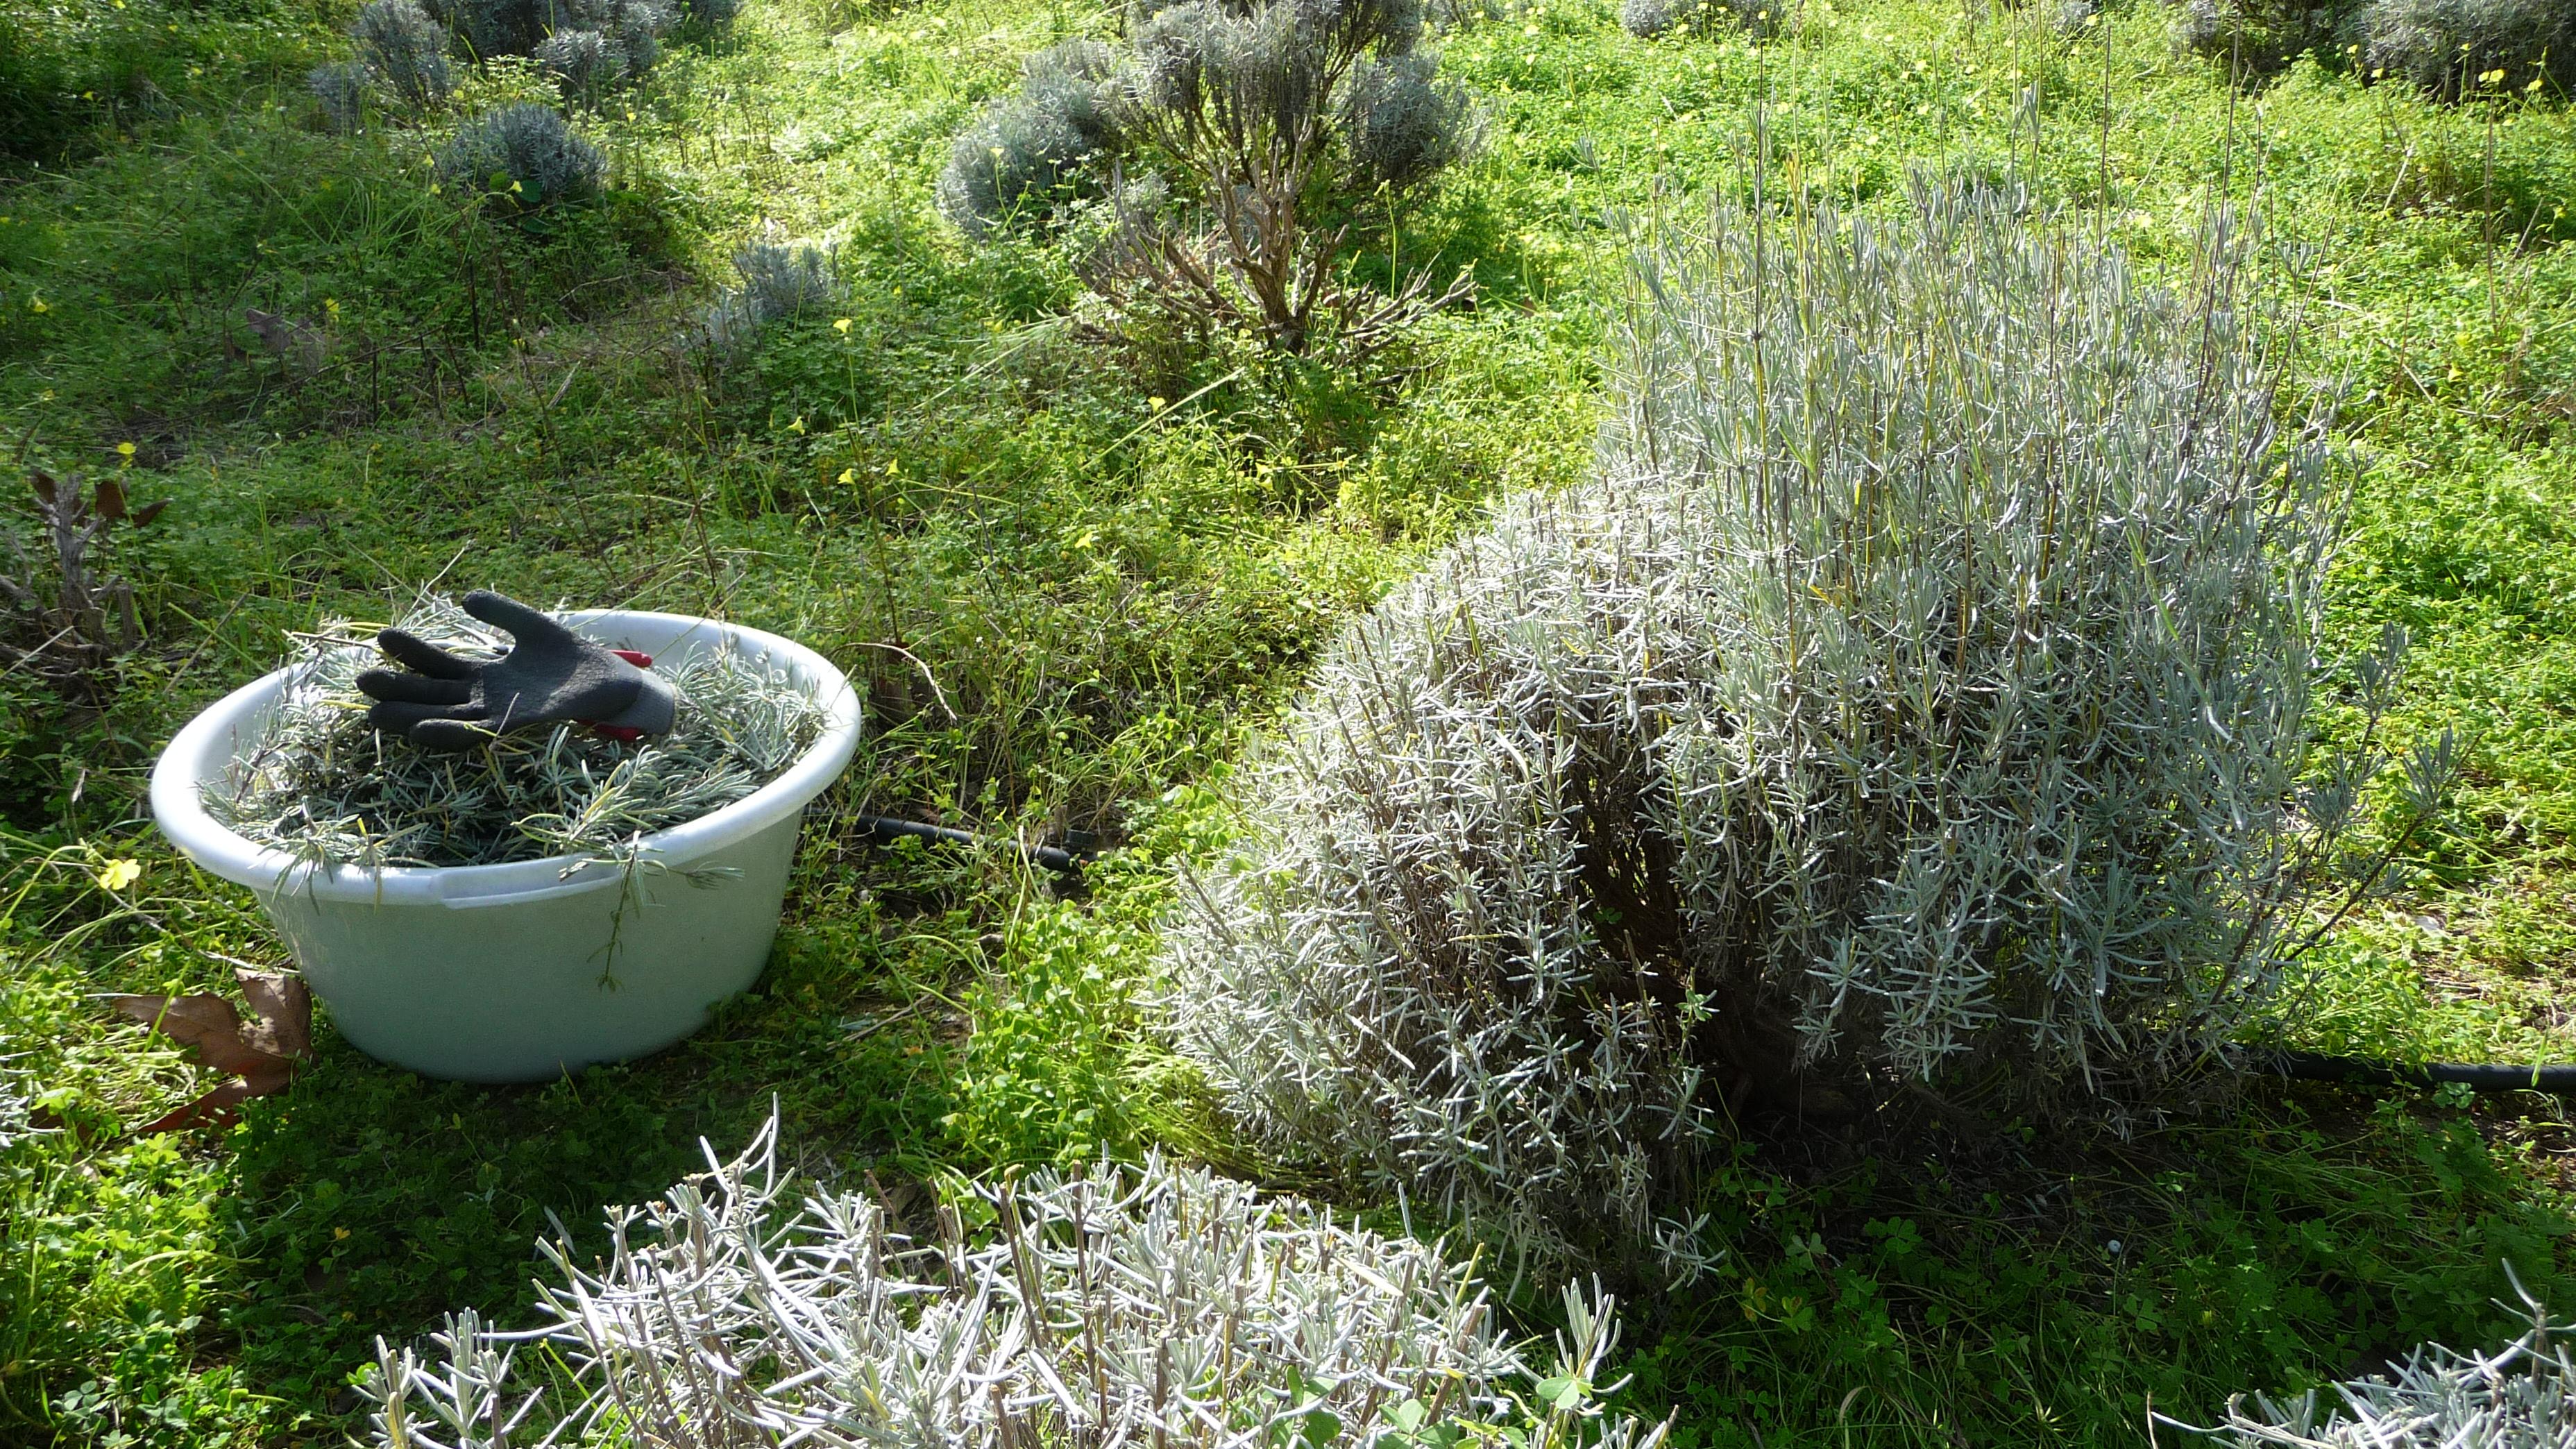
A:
105,967,312,1133
135,1080,262,1135
235,971,312,1063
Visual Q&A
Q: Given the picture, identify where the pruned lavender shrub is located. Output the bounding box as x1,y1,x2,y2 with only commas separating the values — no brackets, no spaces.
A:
700,239,840,355
1096,0,1476,353
1618,0,1772,40
307,60,374,132
1344,53,1475,189
359,1113,1674,1449
535,27,622,105
353,0,455,104
1159,178,2451,1273
437,103,605,210
2190,1272,2575,1446
2361,0,2575,99
935,40,1124,239
427,0,695,87
307,0,450,131
1619,0,1684,36
434,0,541,56
2171,0,2364,79
0,1040,35,1153
603,0,673,73
949,0,1476,357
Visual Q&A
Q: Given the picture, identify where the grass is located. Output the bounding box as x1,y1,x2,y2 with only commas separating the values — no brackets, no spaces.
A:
0,0,2571,1441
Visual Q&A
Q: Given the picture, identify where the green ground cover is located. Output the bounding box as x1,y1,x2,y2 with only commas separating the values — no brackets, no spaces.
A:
1,0,2573,1441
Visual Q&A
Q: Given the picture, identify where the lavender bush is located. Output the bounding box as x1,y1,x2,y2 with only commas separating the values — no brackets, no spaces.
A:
943,0,1477,357
700,239,842,355
2196,1271,2575,1446
936,40,1124,239
437,103,606,210
361,1114,1673,1449
354,0,455,105
2361,0,2575,99
1159,178,2451,1271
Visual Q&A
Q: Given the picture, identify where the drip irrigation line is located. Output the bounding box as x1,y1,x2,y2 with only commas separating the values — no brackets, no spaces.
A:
855,814,1085,876
2252,1049,2576,1095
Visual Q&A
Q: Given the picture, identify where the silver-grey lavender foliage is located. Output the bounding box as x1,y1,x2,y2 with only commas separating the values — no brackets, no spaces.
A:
946,0,1473,355
0,1040,33,1154
2192,1272,2576,1447
1617,0,1771,39
427,0,693,90
535,28,624,104
309,60,375,133
437,103,606,208
936,40,1125,239
2169,0,2570,92
1160,178,2450,1272
362,1114,1672,1449
207,594,825,870
2360,0,2575,98
355,0,457,105
702,239,844,355
306,0,452,132
1344,53,1474,190
2169,0,2363,78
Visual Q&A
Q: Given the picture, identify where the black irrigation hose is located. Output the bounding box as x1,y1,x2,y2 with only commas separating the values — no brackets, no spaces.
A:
2253,1049,2576,1095
855,814,1085,876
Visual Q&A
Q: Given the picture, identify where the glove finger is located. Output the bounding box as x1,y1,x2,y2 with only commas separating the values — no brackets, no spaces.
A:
409,718,500,752
355,668,472,706
460,591,579,652
378,628,480,681
368,700,487,734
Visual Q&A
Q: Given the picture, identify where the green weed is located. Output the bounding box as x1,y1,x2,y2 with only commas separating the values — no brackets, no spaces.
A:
0,0,2573,1441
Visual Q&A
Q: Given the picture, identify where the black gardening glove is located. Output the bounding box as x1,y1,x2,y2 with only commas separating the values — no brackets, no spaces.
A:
355,591,678,752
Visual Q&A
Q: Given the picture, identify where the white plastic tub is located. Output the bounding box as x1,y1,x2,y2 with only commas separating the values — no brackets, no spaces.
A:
149,609,861,1083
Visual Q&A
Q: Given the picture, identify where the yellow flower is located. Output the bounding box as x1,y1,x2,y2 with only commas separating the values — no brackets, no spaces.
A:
116,441,135,459
95,859,142,892
838,468,856,484
788,416,806,434
833,317,852,334
28,296,46,314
